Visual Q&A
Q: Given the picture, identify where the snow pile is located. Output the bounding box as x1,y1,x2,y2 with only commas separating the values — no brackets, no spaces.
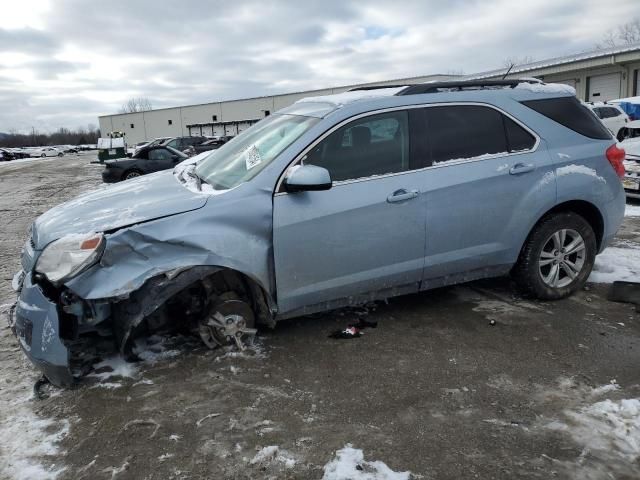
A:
296,87,407,107
322,445,411,480
250,446,296,469
590,244,640,283
515,82,576,96
88,355,139,383
173,153,228,195
547,398,640,463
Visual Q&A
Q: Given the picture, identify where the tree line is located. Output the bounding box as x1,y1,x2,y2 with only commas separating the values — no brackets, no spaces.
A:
0,126,101,148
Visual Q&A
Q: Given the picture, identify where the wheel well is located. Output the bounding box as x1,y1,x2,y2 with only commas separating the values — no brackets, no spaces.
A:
536,200,604,250
122,168,142,178
112,266,274,352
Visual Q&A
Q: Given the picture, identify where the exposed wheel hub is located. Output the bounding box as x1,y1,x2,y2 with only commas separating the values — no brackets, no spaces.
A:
198,299,257,350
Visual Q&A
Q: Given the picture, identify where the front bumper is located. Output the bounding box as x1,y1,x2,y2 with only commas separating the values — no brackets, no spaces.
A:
11,272,74,387
101,168,122,183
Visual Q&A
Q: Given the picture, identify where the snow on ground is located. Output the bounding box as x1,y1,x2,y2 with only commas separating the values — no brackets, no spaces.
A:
250,446,297,469
322,445,411,480
541,379,640,479
590,244,640,283
548,399,640,463
0,329,70,479
625,203,640,217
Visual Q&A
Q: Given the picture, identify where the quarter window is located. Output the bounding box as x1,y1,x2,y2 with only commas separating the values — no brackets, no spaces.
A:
305,111,410,182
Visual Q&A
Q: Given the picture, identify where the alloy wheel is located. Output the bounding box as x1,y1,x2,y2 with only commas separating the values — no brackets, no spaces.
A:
538,228,586,288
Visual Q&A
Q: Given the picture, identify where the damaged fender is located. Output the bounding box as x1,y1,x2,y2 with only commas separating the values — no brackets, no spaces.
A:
62,184,277,347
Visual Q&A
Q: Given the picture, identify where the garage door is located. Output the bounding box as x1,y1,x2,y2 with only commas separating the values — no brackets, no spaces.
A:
588,73,622,102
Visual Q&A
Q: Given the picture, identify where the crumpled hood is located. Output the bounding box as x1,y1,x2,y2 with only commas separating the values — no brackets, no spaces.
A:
33,170,208,249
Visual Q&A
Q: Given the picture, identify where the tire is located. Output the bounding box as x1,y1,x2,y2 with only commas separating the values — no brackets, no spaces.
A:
41,153,46,158
512,212,597,300
57,152,63,157
122,169,142,180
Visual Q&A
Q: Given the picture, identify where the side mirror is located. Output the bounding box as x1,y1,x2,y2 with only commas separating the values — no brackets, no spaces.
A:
284,164,332,193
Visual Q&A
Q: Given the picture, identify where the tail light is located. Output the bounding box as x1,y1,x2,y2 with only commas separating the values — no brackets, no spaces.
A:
606,144,625,178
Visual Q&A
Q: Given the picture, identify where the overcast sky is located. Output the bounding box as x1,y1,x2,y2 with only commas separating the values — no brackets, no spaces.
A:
1,0,639,133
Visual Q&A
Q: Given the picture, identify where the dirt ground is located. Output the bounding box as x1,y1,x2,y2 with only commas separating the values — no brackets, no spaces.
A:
1,154,639,480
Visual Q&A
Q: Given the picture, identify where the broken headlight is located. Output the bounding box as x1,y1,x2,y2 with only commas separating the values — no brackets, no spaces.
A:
35,233,105,283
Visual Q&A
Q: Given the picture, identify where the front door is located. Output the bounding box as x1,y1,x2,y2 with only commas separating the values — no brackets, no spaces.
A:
273,110,427,315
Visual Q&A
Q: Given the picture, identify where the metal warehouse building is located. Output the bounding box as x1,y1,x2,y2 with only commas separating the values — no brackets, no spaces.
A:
99,43,640,144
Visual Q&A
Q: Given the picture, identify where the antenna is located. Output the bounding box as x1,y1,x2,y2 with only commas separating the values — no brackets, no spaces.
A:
502,63,515,80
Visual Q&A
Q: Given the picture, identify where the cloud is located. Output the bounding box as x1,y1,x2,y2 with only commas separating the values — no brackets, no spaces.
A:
0,0,639,133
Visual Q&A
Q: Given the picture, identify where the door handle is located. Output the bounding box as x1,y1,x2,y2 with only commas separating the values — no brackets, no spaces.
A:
509,163,535,175
387,189,419,203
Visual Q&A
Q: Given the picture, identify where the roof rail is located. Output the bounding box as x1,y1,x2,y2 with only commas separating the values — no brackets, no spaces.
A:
396,79,539,96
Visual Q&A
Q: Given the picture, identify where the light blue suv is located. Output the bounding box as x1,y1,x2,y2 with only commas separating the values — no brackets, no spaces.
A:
11,79,627,386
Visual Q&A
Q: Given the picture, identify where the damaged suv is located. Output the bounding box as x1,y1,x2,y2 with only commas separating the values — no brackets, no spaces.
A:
11,80,626,387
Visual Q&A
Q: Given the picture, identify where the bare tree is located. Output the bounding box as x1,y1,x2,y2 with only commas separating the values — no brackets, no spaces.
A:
596,18,640,49
502,55,536,69
119,97,153,113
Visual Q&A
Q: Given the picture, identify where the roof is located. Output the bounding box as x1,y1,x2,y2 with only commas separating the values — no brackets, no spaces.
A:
468,42,640,80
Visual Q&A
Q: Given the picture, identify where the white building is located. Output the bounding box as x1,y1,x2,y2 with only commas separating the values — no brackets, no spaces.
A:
99,43,640,144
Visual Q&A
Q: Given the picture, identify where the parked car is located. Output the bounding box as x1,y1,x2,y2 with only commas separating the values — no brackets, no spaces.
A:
193,136,232,153
8,148,30,159
127,141,148,156
584,102,629,141
31,147,63,157
132,137,171,156
162,136,208,152
10,79,626,386
0,148,16,161
101,145,188,182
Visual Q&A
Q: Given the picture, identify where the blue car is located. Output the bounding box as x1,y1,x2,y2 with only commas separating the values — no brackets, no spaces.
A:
10,79,627,386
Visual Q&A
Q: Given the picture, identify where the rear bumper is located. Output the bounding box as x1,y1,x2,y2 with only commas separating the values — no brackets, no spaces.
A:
11,272,74,387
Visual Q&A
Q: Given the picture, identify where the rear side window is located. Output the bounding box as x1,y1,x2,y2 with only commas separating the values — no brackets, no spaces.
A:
422,105,534,164
425,106,507,163
521,97,611,140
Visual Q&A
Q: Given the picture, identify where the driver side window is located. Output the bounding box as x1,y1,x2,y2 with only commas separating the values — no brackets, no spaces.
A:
305,111,410,182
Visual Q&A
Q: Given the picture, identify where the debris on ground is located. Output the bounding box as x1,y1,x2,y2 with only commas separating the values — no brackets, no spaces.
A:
329,318,378,339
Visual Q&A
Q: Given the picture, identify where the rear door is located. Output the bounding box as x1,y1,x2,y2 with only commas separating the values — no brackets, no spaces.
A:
417,104,556,285
273,109,428,314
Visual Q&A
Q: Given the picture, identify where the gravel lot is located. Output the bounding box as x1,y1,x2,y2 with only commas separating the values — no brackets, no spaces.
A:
1,154,639,480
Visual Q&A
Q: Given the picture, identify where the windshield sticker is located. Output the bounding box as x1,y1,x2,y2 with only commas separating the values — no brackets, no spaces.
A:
245,145,262,170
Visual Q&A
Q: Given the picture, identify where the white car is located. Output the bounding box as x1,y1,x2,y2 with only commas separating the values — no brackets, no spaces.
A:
31,147,63,158
584,102,630,141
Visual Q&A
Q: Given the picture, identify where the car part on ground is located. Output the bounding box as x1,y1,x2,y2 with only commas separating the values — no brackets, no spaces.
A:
11,80,627,386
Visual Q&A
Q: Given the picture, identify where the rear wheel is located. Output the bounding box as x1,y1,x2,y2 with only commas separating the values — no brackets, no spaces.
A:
40,153,46,158
122,169,142,180
512,212,596,300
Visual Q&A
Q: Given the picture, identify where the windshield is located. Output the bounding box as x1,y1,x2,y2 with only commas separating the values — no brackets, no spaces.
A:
195,114,319,189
